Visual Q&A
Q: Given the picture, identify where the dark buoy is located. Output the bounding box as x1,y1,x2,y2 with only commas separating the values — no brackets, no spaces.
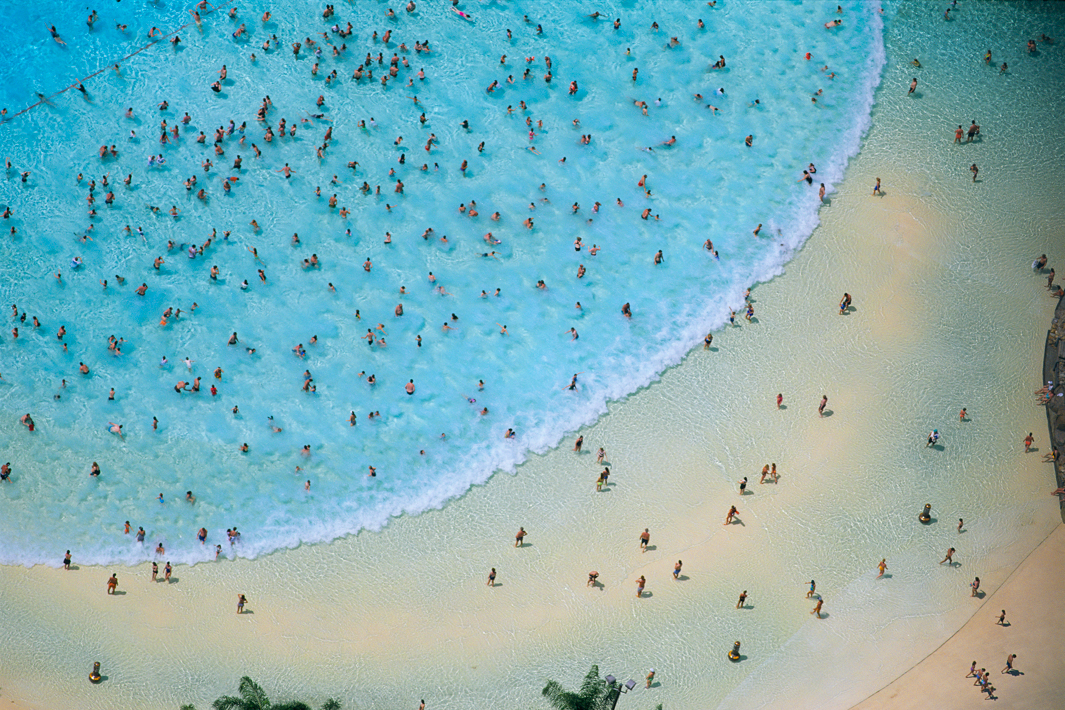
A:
918,504,932,524
89,661,102,683
728,640,742,662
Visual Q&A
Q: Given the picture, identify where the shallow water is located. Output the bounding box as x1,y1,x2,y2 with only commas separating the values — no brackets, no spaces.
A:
0,0,883,566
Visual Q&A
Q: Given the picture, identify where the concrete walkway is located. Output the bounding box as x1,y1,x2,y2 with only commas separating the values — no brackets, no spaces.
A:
852,523,1065,710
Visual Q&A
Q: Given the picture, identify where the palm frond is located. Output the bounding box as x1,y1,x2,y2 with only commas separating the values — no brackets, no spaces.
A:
238,677,272,710
211,696,243,710
577,665,605,706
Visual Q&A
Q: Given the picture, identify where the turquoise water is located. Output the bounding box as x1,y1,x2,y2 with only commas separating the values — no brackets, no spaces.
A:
0,1,884,566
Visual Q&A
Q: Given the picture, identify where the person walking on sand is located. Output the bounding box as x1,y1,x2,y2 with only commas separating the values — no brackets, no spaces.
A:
645,669,655,688
515,527,527,547
958,518,964,532
872,177,881,195
811,599,823,617
736,590,747,609
237,593,246,613
971,576,980,596
959,408,967,421
1023,432,1034,452
777,393,783,409
818,395,828,416
106,573,118,594
636,575,646,597
673,560,683,580
967,661,978,678
151,561,158,581
487,568,496,586
996,609,1006,625
1001,654,1016,674
639,528,650,551
940,547,955,565
739,476,748,494
807,580,816,598
877,559,887,578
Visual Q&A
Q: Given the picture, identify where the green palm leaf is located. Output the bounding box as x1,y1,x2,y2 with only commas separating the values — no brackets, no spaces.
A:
542,665,609,710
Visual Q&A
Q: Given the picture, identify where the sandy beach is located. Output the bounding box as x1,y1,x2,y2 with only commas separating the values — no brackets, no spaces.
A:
854,522,1065,710
3,4,1065,710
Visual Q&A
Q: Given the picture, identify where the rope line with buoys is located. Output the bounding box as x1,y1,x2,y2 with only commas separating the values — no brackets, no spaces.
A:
1,1,236,125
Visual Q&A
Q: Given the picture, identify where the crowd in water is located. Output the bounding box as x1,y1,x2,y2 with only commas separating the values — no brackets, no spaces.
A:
4,1,863,587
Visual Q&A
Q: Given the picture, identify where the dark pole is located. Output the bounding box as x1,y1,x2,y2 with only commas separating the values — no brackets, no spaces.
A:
607,683,622,710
